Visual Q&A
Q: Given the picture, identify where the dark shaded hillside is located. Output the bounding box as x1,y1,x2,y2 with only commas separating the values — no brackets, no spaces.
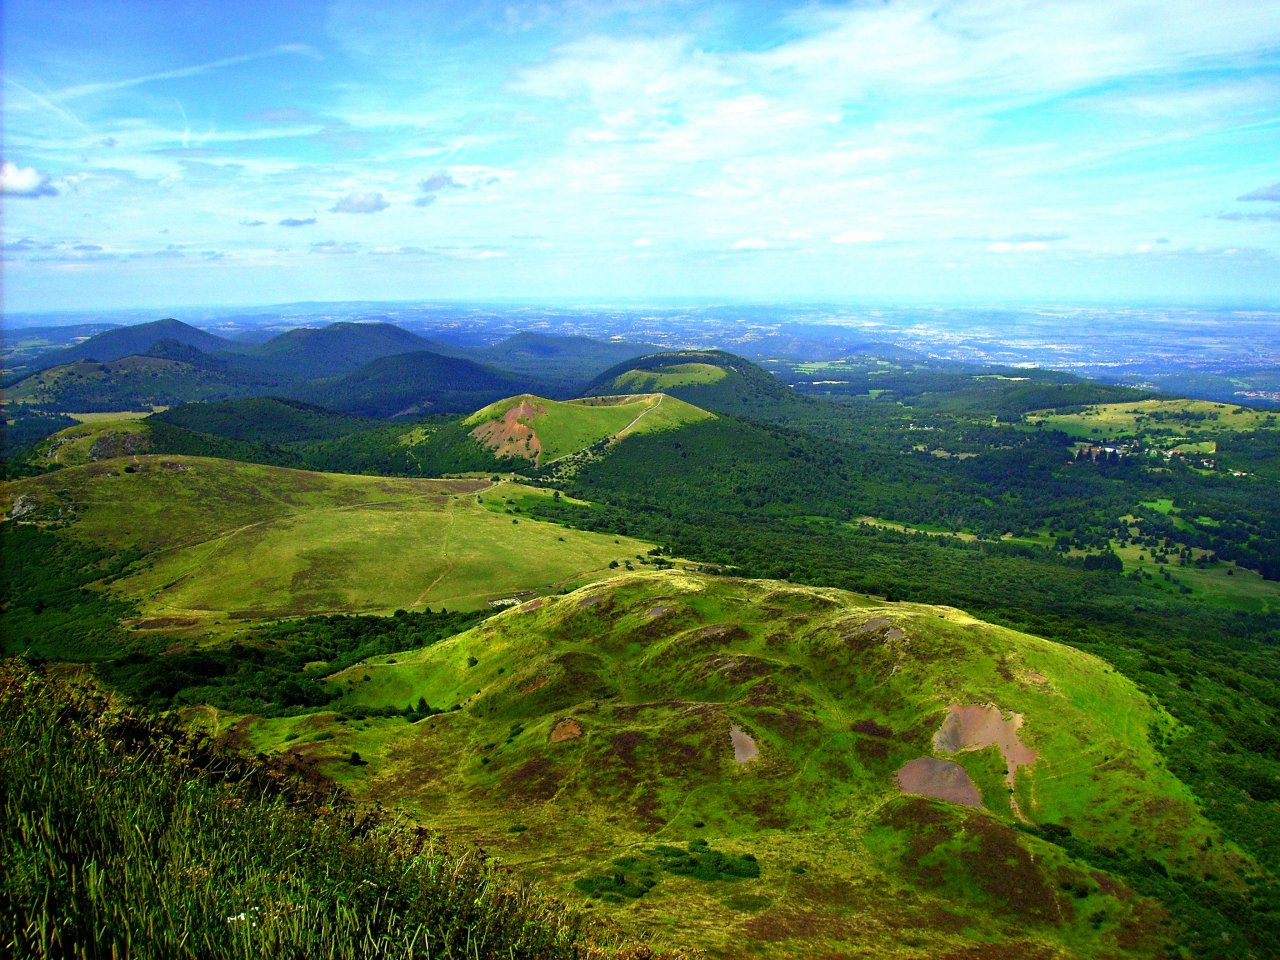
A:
226,322,448,379
296,350,538,418
20,318,234,375
152,397,377,445
5,351,259,412
478,333,656,397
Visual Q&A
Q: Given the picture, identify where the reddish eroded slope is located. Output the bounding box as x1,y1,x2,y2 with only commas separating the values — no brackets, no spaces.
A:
469,397,545,462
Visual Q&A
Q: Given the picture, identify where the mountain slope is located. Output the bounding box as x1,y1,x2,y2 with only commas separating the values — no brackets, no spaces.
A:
0,457,655,630
151,397,377,445
463,393,714,465
22,319,234,374
582,350,801,418
243,570,1242,958
476,333,657,397
296,350,536,418
4,351,252,412
228,322,447,379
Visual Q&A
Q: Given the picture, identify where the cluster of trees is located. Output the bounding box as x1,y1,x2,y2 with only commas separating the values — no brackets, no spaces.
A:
101,608,487,715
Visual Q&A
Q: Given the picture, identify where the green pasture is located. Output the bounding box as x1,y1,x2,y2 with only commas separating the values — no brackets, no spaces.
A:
1027,398,1273,439
1,457,655,629
1115,541,1279,613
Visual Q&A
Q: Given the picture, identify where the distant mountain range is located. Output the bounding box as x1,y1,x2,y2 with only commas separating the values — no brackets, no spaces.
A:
5,318,661,417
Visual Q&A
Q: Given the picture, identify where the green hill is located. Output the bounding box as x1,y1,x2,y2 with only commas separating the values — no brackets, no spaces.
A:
151,397,377,445
15,415,308,474
583,350,801,418
0,662,645,960
298,351,536,418
464,393,714,465
229,322,445,379
20,318,234,375
0,456,657,631
236,569,1244,958
4,351,254,412
476,333,657,397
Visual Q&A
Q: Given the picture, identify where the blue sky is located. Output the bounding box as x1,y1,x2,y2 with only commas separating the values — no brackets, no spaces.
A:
3,0,1279,311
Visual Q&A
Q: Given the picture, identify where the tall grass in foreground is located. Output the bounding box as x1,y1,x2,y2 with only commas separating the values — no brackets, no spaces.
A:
0,661,666,959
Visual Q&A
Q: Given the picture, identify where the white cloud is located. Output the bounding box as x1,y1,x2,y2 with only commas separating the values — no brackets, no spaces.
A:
1,161,59,197
331,191,389,213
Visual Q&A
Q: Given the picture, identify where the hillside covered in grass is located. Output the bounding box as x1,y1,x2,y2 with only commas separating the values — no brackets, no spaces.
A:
0,661,665,960
230,569,1270,959
582,351,800,419
0,456,657,632
464,393,714,465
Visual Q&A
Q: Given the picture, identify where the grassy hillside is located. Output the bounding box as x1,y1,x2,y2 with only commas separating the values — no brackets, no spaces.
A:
1,456,657,630
0,661,656,960
465,393,714,465
582,351,799,419
13,417,303,474
236,570,1253,958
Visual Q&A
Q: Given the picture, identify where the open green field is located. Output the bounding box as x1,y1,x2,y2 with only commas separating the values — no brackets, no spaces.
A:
855,515,1054,548
67,408,165,422
1,456,656,630
1114,540,1279,613
233,570,1244,959
1027,398,1276,439
465,392,713,464
608,363,728,392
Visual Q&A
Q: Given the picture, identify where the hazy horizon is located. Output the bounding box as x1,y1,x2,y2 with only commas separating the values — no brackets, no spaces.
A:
4,0,1279,312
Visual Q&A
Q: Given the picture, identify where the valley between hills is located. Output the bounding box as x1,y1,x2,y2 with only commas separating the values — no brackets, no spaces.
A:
3,319,1279,959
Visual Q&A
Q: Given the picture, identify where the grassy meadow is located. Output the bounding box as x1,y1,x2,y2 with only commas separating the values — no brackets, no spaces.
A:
1027,398,1277,439
1,457,656,630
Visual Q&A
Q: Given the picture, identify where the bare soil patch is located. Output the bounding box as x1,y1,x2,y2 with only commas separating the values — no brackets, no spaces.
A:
933,703,1037,817
730,725,758,763
896,757,984,808
469,398,544,462
549,718,582,742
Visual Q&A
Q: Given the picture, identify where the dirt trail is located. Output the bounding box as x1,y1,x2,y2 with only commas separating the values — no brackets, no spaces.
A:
412,495,457,606
615,394,665,438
